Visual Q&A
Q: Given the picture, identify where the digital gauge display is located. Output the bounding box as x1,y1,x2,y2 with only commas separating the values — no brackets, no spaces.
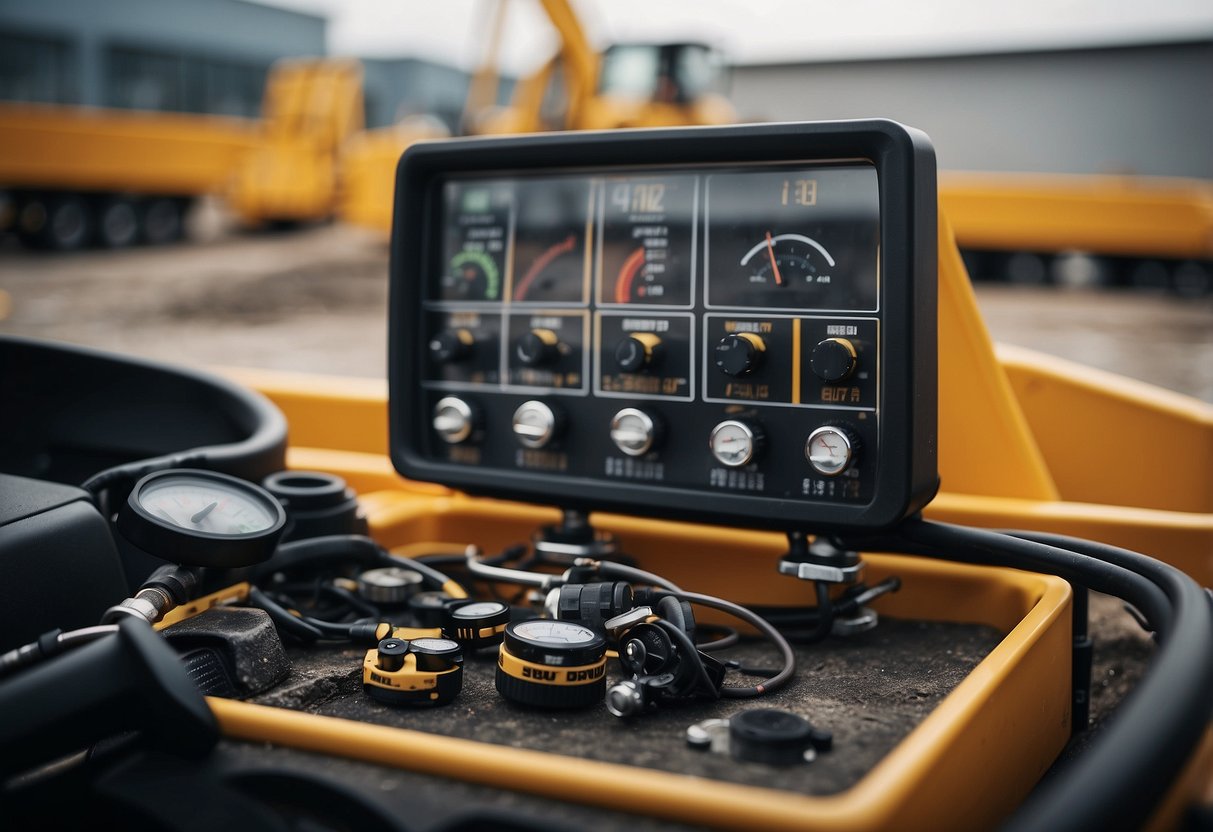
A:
705,166,879,311
396,122,938,532
438,182,511,302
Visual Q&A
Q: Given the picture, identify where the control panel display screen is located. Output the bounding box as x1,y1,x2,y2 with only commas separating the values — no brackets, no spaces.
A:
393,123,937,530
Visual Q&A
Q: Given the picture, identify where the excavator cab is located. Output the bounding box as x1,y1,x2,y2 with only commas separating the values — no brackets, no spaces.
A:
598,42,727,106
585,41,735,129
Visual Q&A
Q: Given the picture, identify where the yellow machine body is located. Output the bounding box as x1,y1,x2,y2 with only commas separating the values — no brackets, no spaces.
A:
0,102,256,196
0,59,372,228
940,171,1213,260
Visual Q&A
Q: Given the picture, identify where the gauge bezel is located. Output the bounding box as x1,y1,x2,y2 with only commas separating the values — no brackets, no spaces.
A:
390,121,938,531
116,468,286,567
503,619,607,667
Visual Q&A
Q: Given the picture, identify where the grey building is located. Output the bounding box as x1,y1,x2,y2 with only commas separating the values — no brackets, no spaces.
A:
0,0,326,117
729,39,1213,178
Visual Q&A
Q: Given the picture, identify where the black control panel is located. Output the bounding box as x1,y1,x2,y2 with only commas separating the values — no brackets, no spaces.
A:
390,122,938,531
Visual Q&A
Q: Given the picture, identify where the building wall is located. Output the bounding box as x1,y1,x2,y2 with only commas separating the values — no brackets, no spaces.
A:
0,0,325,116
729,41,1213,178
361,58,471,132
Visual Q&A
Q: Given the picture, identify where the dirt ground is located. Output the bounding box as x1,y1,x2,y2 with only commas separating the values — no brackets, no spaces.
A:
1,211,1210,401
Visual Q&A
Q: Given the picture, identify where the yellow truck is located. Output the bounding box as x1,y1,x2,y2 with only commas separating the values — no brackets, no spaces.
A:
940,171,1213,295
0,59,370,251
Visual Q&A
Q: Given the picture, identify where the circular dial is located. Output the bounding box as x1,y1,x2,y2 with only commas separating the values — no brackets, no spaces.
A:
432,396,476,444
810,338,857,382
450,601,508,619
738,233,835,301
512,400,561,449
442,251,501,301
714,333,765,377
709,420,763,468
117,469,286,567
512,619,599,644
445,600,509,650
516,329,560,367
805,425,855,476
429,329,474,364
614,333,662,373
137,475,277,535
357,566,423,605
610,408,660,457
409,636,463,672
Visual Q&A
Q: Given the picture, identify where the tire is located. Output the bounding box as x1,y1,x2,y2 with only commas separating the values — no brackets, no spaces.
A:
97,195,140,249
1002,251,1051,285
1171,261,1212,298
18,193,93,251
139,197,186,246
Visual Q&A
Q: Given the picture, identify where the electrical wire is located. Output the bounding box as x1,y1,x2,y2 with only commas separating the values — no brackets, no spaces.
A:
853,518,1213,832
652,588,796,697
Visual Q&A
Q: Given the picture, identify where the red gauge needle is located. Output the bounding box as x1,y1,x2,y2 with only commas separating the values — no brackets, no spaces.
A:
818,438,836,452
765,231,783,286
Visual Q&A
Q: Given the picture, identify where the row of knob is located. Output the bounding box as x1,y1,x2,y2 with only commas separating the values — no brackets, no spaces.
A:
434,327,859,383
433,396,858,476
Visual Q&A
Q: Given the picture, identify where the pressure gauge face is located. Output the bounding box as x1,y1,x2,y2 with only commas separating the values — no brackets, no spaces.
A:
117,469,287,567
805,426,854,476
709,420,761,468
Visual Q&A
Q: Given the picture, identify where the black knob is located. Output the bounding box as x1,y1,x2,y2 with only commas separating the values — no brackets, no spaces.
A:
810,338,857,382
714,333,765,377
516,329,559,367
429,329,473,363
376,638,410,672
614,333,662,373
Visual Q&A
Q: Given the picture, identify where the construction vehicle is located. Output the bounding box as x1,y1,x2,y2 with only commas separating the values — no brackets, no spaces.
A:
0,59,394,251
337,0,736,235
940,171,1213,295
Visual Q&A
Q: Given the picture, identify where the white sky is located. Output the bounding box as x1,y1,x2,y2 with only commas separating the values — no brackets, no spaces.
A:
262,0,1213,73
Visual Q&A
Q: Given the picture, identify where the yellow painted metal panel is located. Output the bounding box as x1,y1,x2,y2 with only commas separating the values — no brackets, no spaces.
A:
0,102,256,195
935,217,1059,500
997,343,1213,514
940,171,1213,259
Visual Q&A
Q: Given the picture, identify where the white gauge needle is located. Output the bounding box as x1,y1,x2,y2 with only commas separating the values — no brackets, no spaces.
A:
191,501,218,524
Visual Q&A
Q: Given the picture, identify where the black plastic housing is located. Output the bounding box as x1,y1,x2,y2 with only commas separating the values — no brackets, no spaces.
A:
390,121,938,531
0,474,130,651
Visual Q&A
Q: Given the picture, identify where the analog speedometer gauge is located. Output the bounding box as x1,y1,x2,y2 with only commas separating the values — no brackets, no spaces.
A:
705,165,880,311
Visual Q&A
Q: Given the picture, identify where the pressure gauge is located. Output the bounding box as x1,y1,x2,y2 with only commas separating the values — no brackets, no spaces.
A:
805,426,856,476
709,420,763,468
495,619,607,709
116,469,287,567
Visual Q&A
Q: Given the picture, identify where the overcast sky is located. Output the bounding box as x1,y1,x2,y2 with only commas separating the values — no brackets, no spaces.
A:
263,0,1213,73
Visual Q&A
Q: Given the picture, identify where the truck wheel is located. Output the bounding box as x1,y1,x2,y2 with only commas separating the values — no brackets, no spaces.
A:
97,196,140,249
140,198,186,245
1171,261,1211,298
18,194,93,251
1126,260,1170,291
1002,252,1051,285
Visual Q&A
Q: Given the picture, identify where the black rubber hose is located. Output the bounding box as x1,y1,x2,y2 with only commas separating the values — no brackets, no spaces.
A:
867,519,1213,832
248,535,454,591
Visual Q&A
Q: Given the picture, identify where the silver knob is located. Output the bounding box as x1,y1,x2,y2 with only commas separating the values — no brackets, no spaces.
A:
512,400,560,449
609,408,659,457
432,397,475,444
